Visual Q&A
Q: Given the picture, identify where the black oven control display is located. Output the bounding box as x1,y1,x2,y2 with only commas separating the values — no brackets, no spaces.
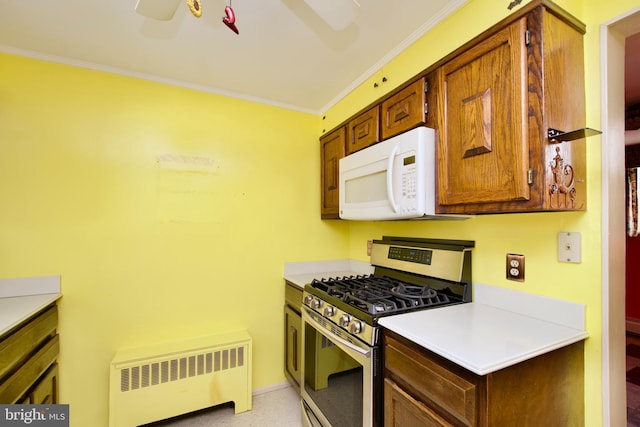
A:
388,246,432,265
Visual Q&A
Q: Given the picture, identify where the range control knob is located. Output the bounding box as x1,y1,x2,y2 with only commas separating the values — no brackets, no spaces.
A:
349,320,363,335
323,306,336,317
303,295,314,306
339,314,351,328
311,298,323,309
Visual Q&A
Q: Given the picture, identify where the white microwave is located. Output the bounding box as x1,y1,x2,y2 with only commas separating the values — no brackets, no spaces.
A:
339,127,467,220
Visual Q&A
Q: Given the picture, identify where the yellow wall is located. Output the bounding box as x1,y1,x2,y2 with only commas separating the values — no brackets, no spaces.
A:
2,0,638,425
324,0,640,426
0,54,349,425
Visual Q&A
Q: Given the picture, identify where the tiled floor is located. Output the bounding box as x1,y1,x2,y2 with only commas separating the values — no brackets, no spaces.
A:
149,384,303,427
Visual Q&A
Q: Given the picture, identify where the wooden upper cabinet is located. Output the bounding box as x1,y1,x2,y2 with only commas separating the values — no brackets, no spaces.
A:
347,105,380,155
318,0,588,218
438,18,529,208
320,127,346,219
381,78,427,140
436,4,587,214
423,72,439,130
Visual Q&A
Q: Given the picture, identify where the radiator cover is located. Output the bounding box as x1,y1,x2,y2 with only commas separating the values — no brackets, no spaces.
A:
109,330,252,427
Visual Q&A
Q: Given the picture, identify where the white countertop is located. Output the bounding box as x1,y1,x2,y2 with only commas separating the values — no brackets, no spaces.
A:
284,259,374,288
379,283,588,375
0,276,62,336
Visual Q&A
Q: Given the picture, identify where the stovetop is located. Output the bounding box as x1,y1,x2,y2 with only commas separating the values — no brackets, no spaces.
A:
303,236,474,330
308,274,455,317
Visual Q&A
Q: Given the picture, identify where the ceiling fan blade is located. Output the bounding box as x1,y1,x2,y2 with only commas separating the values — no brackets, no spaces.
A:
303,0,360,31
135,0,182,20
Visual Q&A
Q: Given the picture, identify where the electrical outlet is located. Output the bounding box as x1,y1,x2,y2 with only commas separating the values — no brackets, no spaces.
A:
506,254,525,282
367,240,373,256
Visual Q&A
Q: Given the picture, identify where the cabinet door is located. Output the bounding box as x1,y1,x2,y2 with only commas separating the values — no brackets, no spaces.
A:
385,334,478,426
423,72,439,130
437,17,529,208
381,78,426,140
30,364,58,404
320,127,346,219
347,106,380,154
384,378,454,427
285,306,302,387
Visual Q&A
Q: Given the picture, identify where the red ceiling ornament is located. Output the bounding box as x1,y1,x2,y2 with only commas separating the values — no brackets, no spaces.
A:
223,1,239,34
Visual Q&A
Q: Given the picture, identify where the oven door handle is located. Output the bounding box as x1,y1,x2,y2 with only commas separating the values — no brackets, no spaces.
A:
302,308,371,357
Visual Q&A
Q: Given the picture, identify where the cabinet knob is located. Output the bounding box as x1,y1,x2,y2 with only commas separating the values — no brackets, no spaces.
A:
374,77,387,88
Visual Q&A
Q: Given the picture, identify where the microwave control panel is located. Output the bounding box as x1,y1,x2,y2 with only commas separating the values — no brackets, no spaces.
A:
401,154,417,205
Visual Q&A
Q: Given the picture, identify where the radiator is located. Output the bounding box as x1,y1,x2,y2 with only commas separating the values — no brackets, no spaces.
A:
109,330,252,427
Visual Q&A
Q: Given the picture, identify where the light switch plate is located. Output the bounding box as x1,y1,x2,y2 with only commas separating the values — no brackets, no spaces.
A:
558,232,581,263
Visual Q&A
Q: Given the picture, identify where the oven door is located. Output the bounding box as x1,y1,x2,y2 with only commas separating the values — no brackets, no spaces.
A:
301,306,379,427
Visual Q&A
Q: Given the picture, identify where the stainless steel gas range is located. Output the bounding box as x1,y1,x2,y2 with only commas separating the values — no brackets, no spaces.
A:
300,236,474,427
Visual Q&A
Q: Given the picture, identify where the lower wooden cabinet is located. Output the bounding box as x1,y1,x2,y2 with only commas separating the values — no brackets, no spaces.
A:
0,305,60,404
383,329,584,427
284,281,303,388
384,378,453,427
20,364,58,404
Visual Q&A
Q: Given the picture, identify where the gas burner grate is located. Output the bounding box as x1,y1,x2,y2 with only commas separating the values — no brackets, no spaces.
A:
310,275,451,315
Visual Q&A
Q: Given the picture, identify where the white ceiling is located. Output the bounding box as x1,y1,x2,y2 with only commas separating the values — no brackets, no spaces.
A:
0,0,468,114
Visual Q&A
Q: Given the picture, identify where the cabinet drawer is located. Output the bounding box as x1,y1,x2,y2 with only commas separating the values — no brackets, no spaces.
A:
285,281,303,312
0,305,58,381
347,106,380,154
384,378,454,427
385,335,477,426
0,334,59,403
381,78,426,140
